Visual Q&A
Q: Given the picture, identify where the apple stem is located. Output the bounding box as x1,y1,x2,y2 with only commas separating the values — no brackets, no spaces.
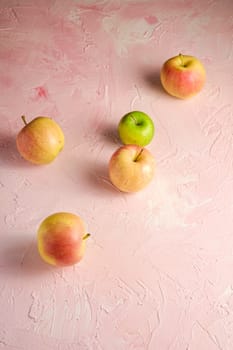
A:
130,114,138,125
83,233,91,240
179,53,184,67
134,148,144,162
21,115,28,126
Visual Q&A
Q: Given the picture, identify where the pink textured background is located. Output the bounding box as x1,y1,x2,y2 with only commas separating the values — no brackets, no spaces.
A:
1,0,233,349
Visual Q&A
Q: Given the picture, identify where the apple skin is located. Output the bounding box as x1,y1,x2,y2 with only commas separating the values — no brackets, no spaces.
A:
16,116,65,164
37,212,90,267
160,54,206,99
109,144,155,192
118,111,155,147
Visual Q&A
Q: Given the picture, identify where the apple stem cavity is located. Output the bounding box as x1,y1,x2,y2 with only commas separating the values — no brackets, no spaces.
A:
83,233,91,240
134,148,144,162
21,115,28,126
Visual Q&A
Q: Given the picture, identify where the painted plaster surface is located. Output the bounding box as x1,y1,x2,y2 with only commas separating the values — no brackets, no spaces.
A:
0,0,233,349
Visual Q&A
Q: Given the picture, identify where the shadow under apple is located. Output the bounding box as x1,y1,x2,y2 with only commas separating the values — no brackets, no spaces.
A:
100,123,121,146
140,67,170,98
83,159,123,196
144,70,164,91
0,131,31,168
1,233,51,277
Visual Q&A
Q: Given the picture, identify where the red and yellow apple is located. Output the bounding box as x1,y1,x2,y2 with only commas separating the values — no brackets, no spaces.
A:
16,116,65,164
37,212,90,267
108,144,155,192
160,53,206,99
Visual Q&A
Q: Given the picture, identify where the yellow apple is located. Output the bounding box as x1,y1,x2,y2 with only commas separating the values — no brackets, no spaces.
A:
109,144,155,192
37,212,90,267
160,53,206,99
16,116,64,164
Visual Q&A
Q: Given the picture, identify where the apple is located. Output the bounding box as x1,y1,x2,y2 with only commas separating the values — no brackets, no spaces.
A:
109,144,155,192
16,115,65,164
37,212,90,267
118,111,155,147
160,53,206,99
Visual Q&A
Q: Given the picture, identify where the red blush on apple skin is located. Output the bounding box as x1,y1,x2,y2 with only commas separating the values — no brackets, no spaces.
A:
43,228,81,266
164,67,204,95
175,70,204,94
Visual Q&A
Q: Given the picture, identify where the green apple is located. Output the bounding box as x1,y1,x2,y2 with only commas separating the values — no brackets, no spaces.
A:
118,111,155,147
